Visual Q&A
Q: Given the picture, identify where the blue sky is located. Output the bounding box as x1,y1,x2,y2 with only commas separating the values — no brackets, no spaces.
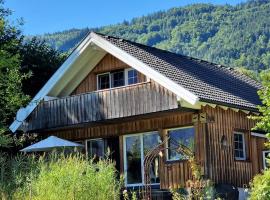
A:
6,0,245,35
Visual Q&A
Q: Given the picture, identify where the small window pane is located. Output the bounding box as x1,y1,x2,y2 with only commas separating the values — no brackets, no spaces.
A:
98,74,110,90
111,71,124,87
128,69,138,85
168,127,195,160
239,142,243,149
239,151,243,158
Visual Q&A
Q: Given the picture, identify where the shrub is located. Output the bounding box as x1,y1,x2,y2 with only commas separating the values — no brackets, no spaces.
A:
13,153,121,200
0,153,38,200
249,168,270,200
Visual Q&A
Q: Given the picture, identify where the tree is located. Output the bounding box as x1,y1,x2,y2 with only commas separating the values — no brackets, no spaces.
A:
20,38,67,97
0,1,29,147
249,70,270,199
251,70,270,139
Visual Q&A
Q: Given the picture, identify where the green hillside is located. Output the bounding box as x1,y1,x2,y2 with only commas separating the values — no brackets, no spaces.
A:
35,0,270,71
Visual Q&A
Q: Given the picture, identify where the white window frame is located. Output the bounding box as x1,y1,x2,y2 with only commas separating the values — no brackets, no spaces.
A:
123,131,160,187
125,68,138,85
85,138,105,158
263,150,270,169
97,68,144,91
166,126,195,162
97,72,111,90
234,132,247,161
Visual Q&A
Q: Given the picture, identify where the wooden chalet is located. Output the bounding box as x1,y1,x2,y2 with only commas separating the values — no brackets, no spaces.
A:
10,32,268,196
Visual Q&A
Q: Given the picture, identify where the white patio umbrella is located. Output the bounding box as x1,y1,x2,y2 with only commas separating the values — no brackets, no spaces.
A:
20,136,84,153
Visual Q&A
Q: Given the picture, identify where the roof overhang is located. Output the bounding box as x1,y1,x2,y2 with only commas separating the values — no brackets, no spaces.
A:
10,34,106,133
10,32,200,133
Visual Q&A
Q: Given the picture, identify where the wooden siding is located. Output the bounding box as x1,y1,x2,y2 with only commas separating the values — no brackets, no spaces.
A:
202,105,266,187
47,111,205,189
26,82,178,132
33,104,266,189
251,136,267,175
73,53,146,94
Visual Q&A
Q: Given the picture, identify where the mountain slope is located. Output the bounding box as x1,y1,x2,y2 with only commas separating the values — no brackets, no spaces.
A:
35,0,270,71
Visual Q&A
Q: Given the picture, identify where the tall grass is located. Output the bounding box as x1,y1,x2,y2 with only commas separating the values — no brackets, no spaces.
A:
0,152,38,200
1,152,121,200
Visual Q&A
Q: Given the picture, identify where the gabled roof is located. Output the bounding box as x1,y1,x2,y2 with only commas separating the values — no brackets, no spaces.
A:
10,31,261,133
96,32,261,111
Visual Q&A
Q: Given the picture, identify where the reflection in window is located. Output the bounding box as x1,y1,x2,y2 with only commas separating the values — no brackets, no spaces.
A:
127,69,138,85
167,127,195,161
111,70,124,87
126,136,142,185
143,133,160,184
124,132,160,186
98,73,110,90
86,139,105,160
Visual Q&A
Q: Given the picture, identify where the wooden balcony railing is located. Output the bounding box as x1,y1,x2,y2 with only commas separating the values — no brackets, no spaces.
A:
25,82,178,131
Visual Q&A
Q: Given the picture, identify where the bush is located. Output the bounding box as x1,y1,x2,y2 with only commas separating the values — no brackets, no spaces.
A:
2,154,121,200
249,168,270,200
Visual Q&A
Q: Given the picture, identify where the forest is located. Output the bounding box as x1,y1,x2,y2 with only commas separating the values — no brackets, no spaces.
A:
34,0,270,72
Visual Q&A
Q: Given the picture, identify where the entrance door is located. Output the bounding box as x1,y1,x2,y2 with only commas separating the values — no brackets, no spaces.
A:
123,131,160,187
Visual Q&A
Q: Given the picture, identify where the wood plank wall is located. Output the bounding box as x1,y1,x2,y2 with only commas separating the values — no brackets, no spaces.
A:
202,105,267,187
38,104,266,189
46,111,207,189
26,82,178,132
72,53,146,94
251,136,267,175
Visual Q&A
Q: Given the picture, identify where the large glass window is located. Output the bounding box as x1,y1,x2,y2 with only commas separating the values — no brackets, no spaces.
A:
111,70,124,87
86,139,105,160
167,126,195,161
124,132,160,186
143,133,160,184
234,132,246,160
127,69,138,85
125,135,142,185
97,73,110,90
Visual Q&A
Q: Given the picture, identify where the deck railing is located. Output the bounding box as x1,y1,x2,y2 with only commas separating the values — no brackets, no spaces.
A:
25,82,178,131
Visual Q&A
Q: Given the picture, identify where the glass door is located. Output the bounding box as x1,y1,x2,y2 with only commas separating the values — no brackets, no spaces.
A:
123,131,160,187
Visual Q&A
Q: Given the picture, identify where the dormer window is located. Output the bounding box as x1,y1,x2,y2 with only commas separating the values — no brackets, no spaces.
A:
97,68,139,90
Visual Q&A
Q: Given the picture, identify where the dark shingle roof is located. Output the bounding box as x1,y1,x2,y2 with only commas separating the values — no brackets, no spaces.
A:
96,32,262,111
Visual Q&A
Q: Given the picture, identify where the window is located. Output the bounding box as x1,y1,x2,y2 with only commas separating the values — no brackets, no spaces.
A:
111,70,124,87
86,139,105,160
167,126,195,161
126,68,138,85
124,132,160,186
263,151,270,169
97,68,140,90
234,132,246,160
97,73,110,90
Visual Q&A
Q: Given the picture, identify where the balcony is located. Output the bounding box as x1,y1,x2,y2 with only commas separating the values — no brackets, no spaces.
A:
25,82,179,132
